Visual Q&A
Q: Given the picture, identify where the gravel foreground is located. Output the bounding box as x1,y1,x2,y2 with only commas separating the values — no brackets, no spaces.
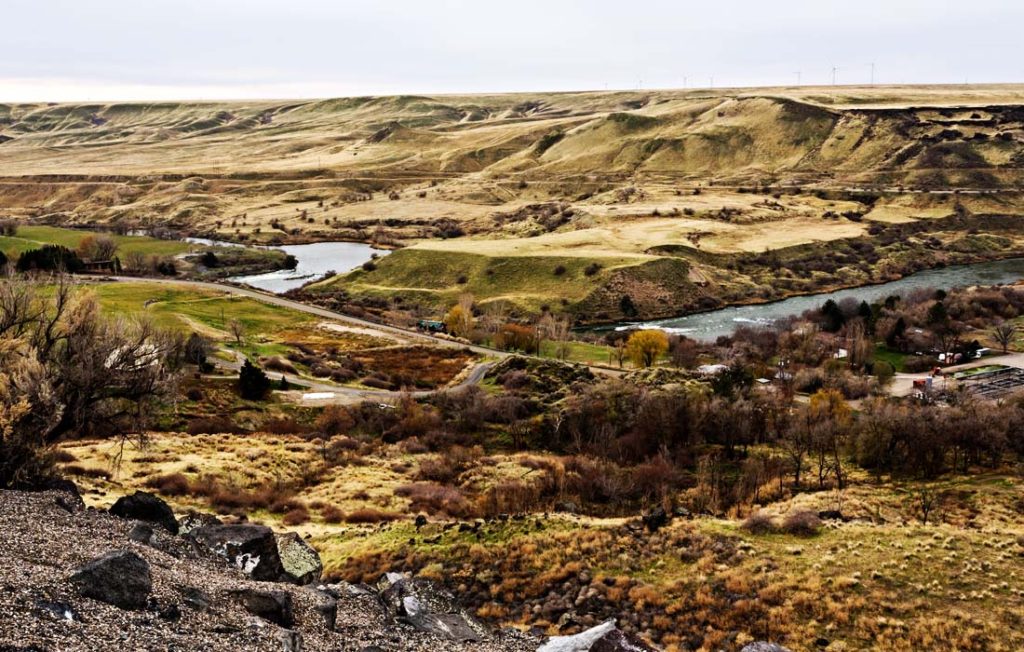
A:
0,488,538,652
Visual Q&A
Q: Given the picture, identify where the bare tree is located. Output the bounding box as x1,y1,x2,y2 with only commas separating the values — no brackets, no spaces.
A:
0,273,179,487
993,323,1017,354
228,319,246,346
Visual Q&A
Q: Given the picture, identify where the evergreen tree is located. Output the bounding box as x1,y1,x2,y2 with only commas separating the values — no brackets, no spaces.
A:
239,359,271,400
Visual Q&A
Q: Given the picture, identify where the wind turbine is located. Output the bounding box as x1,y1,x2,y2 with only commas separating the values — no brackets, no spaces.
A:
794,71,802,86
831,65,840,86
868,62,876,85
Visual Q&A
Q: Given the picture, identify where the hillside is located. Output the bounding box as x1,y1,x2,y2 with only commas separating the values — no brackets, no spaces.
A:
7,85,1024,319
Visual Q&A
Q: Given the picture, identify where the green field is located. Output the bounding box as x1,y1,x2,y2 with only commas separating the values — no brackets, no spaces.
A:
89,282,314,338
318,248,644,313
0,225,193,259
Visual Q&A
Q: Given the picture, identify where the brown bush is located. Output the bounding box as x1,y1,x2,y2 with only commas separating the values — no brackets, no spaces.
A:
320,504,345,524
145,472,190,496
478,480,542,516
317,405,355,437
52,449,77,464
395,482,475,518
417,457,459,484
741,511,776,535
282,507,311,526
780,510,822,536
63,465,111,480
187,416,245,435
263,355,298,375
344,508,401,524
263,417,309,435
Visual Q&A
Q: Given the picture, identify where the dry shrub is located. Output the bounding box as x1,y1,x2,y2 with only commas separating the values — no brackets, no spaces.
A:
282,507,310,526
145,472,190,496
417,457,459,483
742,511,776,535
320,504,345,523
781,510,822,536
187,416,244,435
395,482,475,518
263,417,309,435
317,405,355,437
478,480,542,516
63,465,111,480
345,508,401,524
52,449,77,464
263,355,298,375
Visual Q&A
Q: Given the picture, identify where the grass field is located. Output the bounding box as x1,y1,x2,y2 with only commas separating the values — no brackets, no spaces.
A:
0,225,192,259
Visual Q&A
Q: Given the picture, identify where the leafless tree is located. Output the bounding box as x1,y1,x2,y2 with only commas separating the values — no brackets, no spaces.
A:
993,323,1017,353
228,319,246,345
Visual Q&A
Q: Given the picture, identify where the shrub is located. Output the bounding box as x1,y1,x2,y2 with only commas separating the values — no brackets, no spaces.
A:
320,504,345,523
345,508,401,524
395,482,475,518
145,472,190,496
781,510,822,536
742,511,776,535
187,416,244,435
317,405,355,437
583,262,602,277
553,265,567,276
282,507,311,526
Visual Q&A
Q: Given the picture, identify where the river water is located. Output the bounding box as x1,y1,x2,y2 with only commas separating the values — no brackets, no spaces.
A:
612,257,1024,341
184,238,386,293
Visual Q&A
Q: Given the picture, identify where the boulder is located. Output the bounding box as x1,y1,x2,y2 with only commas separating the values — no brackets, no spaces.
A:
229,588,294,627
275,532,322,585
178,510,222,535
641,507,670,533
741,644,792,652
378,573,489,642
538,621,655,652
69,550,152,610
188,523,284,582
128,523,154,545
109,491,179,534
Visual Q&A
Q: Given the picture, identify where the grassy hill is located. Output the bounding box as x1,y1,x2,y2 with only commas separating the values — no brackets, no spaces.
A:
7,85,1024,319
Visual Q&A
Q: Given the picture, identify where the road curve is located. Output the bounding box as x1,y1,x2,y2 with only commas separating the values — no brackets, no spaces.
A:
96,275,624,376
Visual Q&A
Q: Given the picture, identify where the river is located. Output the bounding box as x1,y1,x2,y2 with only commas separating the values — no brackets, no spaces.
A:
612,257,1024,341
184,238,387,293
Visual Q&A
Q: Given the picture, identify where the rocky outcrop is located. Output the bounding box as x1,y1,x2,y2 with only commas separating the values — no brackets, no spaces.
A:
187,522,285,581
109,491,179,534
68,550,152,610
229,587,294,627
276,532,323,585
378,572,490,642
538,621,655,652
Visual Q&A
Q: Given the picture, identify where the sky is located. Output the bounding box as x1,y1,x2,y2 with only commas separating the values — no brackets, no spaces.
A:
2,0,1023,101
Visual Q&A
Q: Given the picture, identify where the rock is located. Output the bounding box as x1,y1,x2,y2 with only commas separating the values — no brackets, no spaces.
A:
314,593,338,630
109,491,179,534
43,478,85,512
378,573,489,642
179,510,222,535
35,599,78,622
554,501,579,514
538,621,655,652
414,514,428,528
229,588,294,627
741,644,792,652
641,506,670,533
818,510,844,521
128,523,154,545
69,550,152,610
179,586,212,611
188,523,284,582
279,629,303,652
275,532,322,585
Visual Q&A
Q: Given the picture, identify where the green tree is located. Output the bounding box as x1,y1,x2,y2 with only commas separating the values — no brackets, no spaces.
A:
239,359,271,400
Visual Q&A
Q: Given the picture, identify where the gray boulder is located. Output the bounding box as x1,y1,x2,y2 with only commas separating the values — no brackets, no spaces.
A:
69,550,152,610
378,573,489,642
188,523,284,582
538,621,655,652
228,587,294,627
741,644,792,652
109,491,179,534
275,532,322,585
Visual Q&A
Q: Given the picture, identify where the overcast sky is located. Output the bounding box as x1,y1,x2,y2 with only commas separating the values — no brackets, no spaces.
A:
3,0,1023,101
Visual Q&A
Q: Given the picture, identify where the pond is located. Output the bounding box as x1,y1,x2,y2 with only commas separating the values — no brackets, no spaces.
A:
610,257,1024,341
185,238,387,293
